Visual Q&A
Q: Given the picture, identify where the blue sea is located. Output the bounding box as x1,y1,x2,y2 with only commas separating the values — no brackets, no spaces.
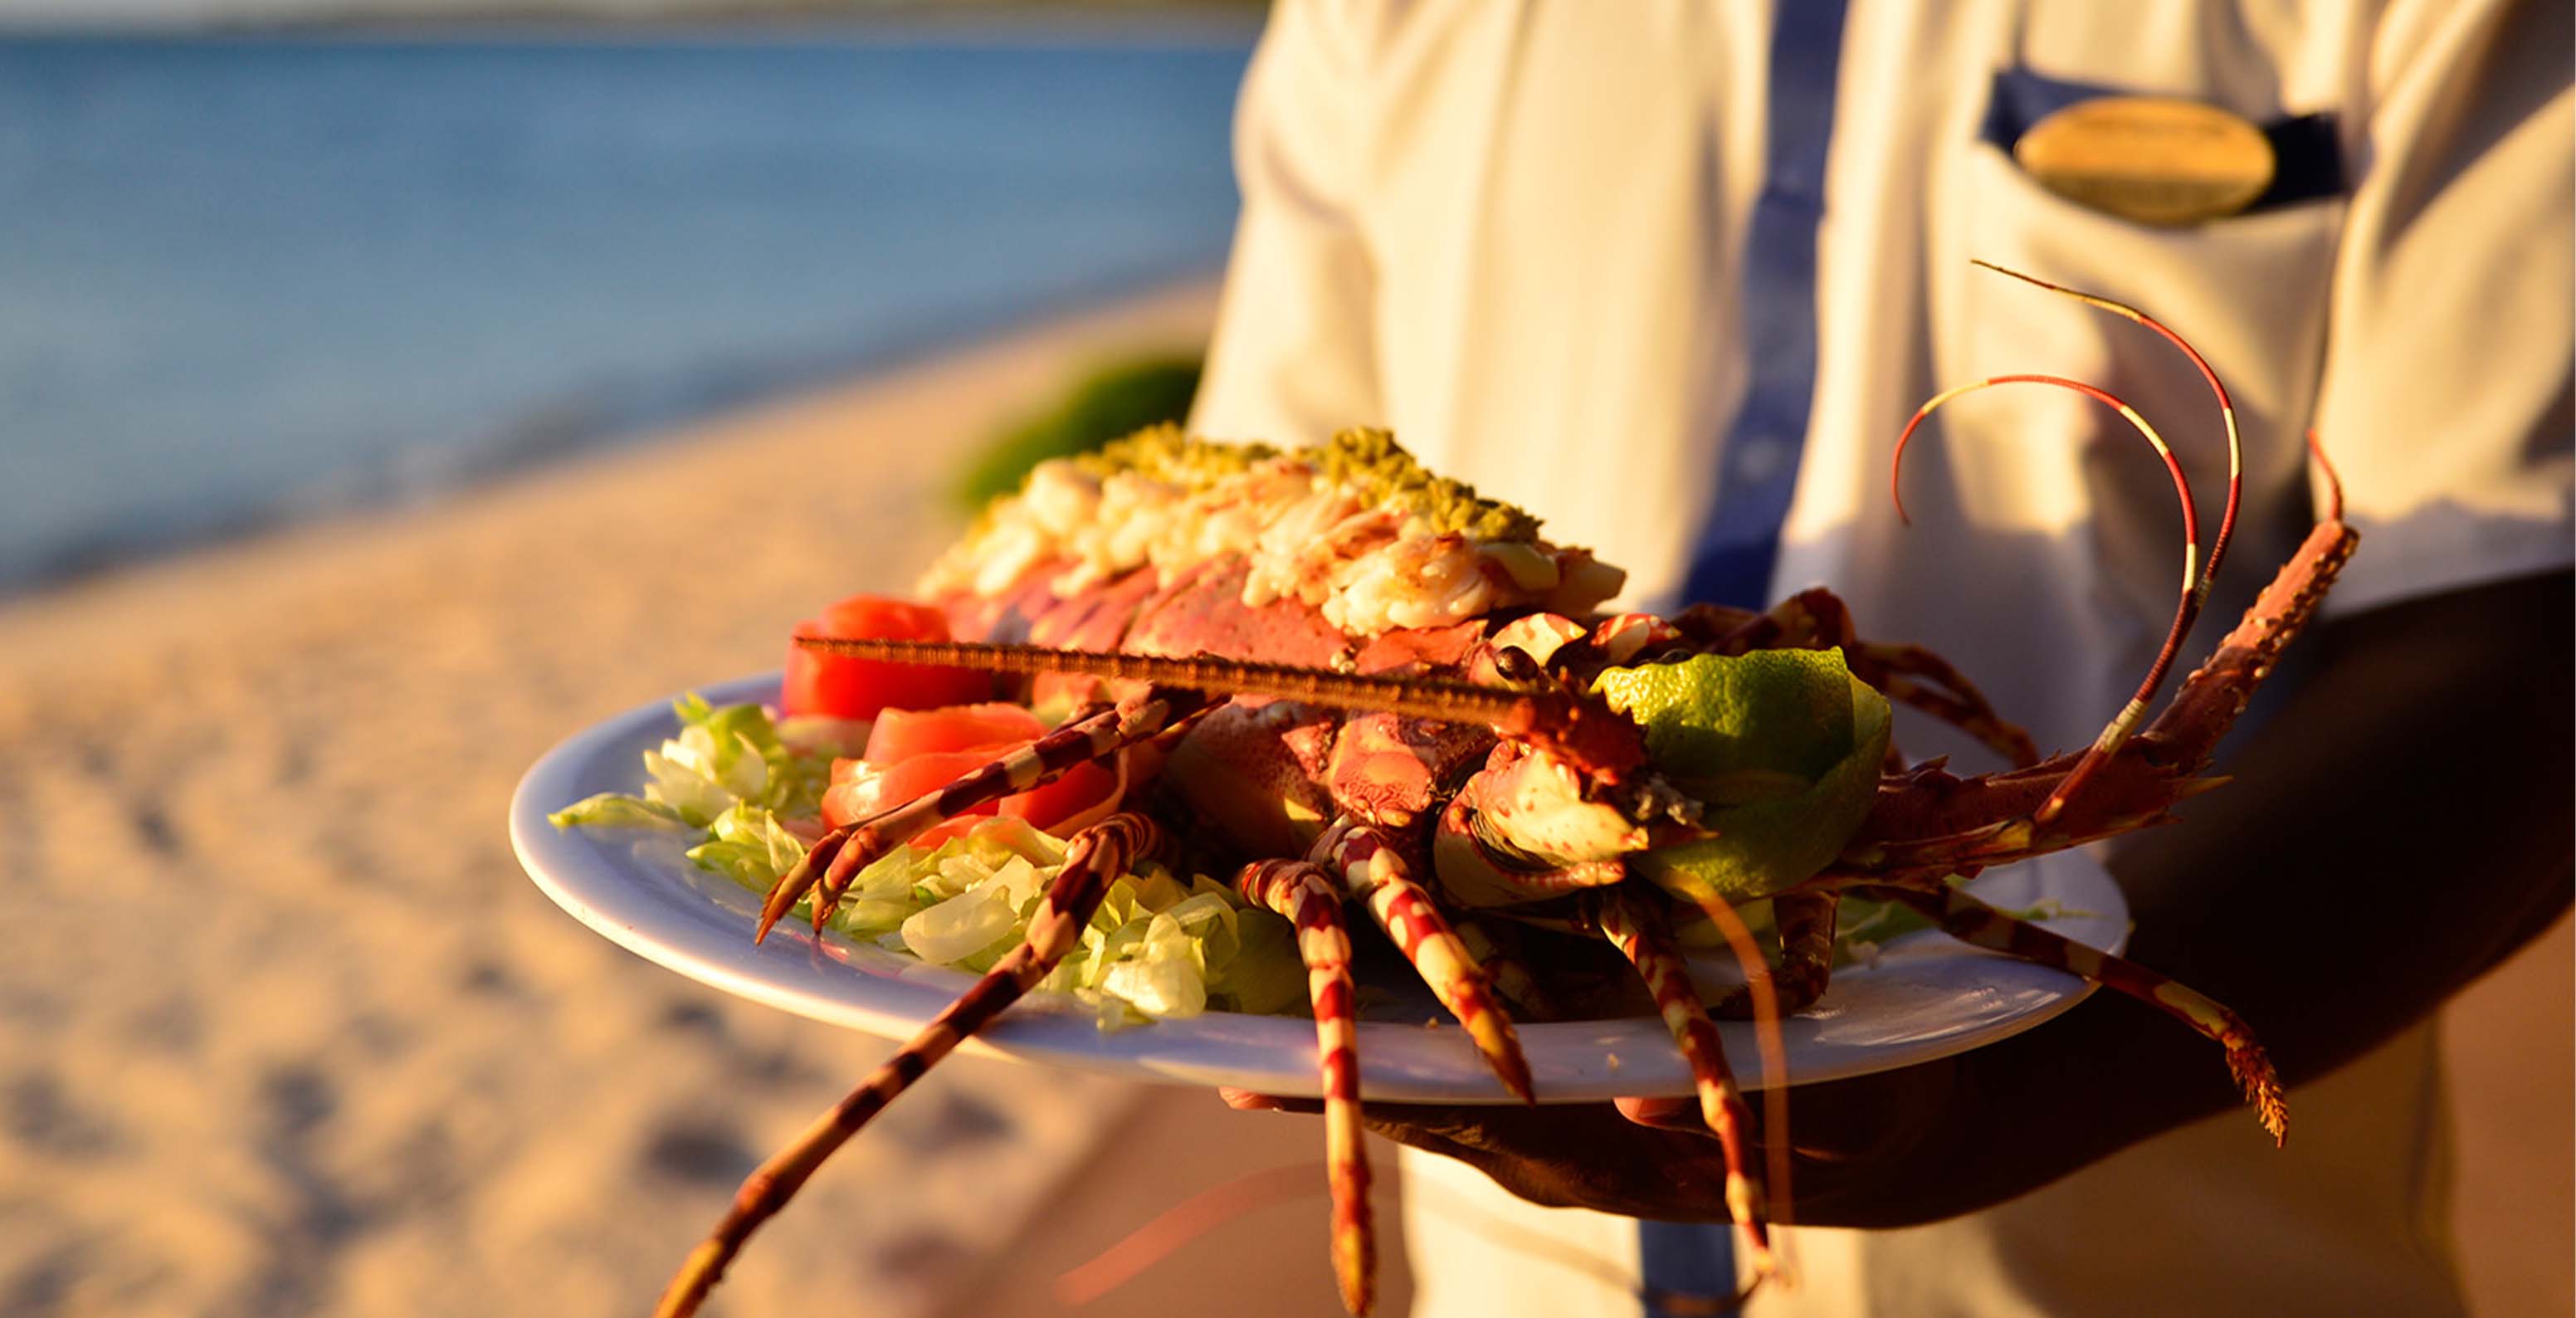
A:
0,28,1253,594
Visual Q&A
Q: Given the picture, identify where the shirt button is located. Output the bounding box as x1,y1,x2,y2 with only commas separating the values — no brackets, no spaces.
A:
1734,437,1793,484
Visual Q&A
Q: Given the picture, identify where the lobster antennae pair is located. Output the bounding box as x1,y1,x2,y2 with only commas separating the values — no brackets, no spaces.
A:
795,637,1534,722
1890,262,2256,824
794,637,1650,780
1964,259,2252,609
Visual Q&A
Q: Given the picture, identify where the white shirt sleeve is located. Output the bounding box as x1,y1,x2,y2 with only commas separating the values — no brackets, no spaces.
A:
1188,0,1386,446
2312,0,2574,617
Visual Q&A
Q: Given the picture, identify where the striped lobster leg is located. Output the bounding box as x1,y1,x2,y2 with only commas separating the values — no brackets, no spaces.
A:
757,685,1215,940
1780,590,2041,769
1588,887,1776,1277
1858,881,2286,1142
1311,818,1535,1101
1850,652,2041,769
657,813,1160,1318
1233,858,1376,1316
1449,912,1557,1019
1705,891,1840,1020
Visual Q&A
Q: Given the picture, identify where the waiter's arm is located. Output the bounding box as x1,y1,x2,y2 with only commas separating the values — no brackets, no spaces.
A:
1789,564,2574,1223
1227,566,2574,1224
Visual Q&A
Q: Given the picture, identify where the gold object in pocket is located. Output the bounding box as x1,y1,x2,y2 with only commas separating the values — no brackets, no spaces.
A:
2014,95,2275,226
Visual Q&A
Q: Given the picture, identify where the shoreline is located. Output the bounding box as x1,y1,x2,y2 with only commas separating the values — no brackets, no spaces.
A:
0,259,1229,606
0,32,1249,608
0,271,1222,657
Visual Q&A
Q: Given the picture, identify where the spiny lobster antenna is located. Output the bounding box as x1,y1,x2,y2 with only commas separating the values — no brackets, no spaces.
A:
799,636,1527,720
1972,260,2247,602
795,637,1649,776
1892,373,2203,820
1894,263,2249,825
2307,427,2344,522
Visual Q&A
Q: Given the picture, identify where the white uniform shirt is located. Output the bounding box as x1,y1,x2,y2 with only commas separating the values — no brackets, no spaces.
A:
1189,2,2573,1315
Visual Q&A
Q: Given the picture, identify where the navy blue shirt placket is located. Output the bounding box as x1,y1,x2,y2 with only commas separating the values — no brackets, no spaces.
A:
1678,0,1849,613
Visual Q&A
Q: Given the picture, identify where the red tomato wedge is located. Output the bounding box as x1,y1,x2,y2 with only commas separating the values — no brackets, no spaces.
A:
783,595,990,720
862,703,1045,763
821,747,1009,829
999,757,1116,829
817,700,1125,843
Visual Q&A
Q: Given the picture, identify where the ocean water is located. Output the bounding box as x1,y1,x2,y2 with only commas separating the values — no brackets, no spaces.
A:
0,30,1251,594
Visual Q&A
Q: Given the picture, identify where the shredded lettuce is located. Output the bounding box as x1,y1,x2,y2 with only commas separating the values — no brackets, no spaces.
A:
552,698,1304,1030
685,803,813,891
842,818,1302,1030
773,714,875,762
903,886,1018,964
544,793,689,830
549,694,832,832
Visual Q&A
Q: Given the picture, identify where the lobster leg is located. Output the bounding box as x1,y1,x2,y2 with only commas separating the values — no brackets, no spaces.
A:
1233,858,1376,1316
758,685,1214,939
1589,887,1776,1278
657,813,1159,1318
1311,818,1535,1101
1783,590,2040,769
1856,881,2286,1143
1842,487,2358,875
1705,891,1839,1020
1853,659,2039,768
1448,912,1557,1019
2132,495,2359,780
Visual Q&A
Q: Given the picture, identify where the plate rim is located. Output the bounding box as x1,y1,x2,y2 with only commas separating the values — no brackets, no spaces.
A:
510,674,2129,1103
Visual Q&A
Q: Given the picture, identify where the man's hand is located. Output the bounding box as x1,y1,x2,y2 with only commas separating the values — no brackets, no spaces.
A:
1219,1061,1963,1224
1219,570,2574,1227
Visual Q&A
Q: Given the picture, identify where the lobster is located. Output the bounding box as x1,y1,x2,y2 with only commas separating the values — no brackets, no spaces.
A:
652,270,2355,1316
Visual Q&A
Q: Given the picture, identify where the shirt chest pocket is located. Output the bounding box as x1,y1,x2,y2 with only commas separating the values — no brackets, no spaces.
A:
1944,66,2349,384
1930,71,2349,630
1947,115,2347,411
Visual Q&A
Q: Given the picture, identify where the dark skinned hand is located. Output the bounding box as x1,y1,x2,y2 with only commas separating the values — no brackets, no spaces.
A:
1222,570,2574,1228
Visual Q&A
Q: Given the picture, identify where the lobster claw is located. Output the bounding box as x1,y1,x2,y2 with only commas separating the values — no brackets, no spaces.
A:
1429,742,1648,909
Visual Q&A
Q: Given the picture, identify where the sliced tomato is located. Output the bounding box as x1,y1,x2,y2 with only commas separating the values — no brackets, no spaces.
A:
819,733,1123,842
998,757,1118,830
867,746,1016,814
818,775,867,830
823,780,996,846
783,595,990,720
819,746,1009,829
862,703,1046,764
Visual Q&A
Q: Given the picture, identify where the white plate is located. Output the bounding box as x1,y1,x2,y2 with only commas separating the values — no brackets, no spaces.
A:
510,675,2129,1103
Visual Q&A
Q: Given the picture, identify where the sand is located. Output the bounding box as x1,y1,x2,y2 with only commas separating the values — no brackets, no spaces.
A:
0,278,2562,1318
0,281,1298,1318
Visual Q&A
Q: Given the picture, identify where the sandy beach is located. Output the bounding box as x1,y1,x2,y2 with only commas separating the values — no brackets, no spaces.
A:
0,279,2563,1318
0,279,1341,1318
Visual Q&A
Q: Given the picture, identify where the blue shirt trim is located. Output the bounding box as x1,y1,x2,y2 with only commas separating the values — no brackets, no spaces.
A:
1678,0,1851,613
